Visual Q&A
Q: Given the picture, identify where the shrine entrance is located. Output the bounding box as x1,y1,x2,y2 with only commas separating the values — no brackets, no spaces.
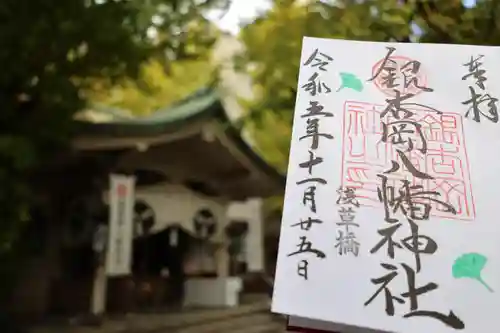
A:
60,88,284,314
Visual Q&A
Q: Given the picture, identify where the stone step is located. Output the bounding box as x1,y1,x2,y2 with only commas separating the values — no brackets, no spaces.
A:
123,301,270,332
30,298,271,333
172,313,284,333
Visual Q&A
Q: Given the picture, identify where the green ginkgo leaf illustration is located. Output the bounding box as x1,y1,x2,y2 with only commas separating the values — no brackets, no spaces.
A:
452,252,493,292
337,72,363,92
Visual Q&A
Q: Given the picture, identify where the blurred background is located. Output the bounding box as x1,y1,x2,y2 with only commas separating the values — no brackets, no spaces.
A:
0,0,494,332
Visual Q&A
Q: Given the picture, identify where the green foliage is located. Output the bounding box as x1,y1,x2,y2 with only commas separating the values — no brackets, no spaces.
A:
0,0,141,251
85,58,214,116
83,0,225,115
0,0,229,251
130,0,229,63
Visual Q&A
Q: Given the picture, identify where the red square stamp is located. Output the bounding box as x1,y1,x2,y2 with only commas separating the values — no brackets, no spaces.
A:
340,100,475,221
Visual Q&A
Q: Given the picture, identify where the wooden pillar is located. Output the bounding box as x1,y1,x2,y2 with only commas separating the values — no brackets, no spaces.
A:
215,204,230,278
91,264,107,315
91,224,108,317
215,243,229,277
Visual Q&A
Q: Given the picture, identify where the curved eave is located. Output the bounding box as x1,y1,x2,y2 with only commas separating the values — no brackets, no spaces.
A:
74,88,221,138
73,88,285,196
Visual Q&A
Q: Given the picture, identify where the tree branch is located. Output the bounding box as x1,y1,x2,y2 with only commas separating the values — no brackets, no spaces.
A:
415,1,465,43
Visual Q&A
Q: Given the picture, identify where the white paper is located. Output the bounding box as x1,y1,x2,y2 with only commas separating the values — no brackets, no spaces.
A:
106,174,135,276
272,37,500,333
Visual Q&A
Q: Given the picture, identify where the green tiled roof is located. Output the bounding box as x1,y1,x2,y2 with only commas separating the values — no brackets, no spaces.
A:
145,88,220,122
75,87,286,187
75,87,222,137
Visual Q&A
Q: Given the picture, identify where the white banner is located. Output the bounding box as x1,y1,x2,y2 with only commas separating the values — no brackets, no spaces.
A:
106,174,135,276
